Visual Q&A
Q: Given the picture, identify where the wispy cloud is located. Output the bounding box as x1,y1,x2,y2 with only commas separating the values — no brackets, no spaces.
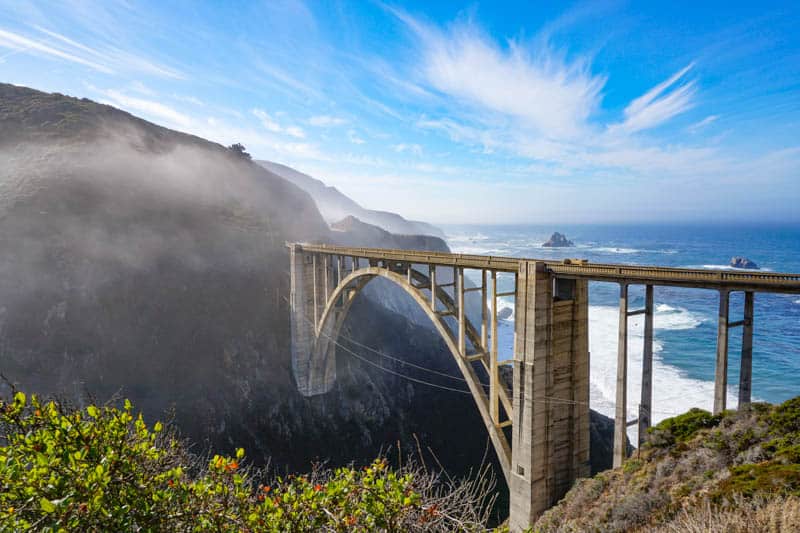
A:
348,129,366,145
0,25,185,79
0,27,113,73
688,114,719,132
609,63,696,134
396,13,605,138
252,109,305,138
308,115,347,127
393,143,423,156
98,88,193,127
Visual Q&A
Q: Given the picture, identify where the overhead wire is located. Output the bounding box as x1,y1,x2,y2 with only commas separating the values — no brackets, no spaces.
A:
288,280,690,417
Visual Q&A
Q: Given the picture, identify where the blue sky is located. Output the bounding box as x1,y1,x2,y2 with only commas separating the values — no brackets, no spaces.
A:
1,1,799,224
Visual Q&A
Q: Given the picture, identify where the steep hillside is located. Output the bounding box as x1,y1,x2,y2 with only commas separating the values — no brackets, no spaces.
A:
535,398,800,532
331,215,449,251
0,85,623,528
0,83,508,482
258,160,445,238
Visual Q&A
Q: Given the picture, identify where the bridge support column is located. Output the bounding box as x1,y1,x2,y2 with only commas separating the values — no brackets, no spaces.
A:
509,263,589,531
288,245,337,396
714,289,730,414
638,285,654,447
614,283,629,467
738,292,754,407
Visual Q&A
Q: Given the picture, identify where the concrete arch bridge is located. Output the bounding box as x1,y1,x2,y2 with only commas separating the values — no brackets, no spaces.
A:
288,243,800,531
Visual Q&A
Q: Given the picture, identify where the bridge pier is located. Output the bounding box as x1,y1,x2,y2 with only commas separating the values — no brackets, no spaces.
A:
289,244,337,395
509,262,590,531
738,291,754,407
638,285,654,448
714,290,756,414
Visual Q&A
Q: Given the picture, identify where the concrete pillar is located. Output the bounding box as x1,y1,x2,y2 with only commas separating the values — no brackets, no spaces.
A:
430,265,437,311
613,283,629,468
458,267,466,355
490,271,499,425
481,270,488,350
739,291,754,407
638,285,654,447
289,246,336,396
509,264,590,531
312,254,319,326
714,289,730,414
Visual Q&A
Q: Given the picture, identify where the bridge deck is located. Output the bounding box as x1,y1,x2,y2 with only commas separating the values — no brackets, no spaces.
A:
294,243,800,294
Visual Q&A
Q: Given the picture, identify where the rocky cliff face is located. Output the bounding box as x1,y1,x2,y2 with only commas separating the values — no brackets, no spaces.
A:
0,85,619,517
0,84,502,479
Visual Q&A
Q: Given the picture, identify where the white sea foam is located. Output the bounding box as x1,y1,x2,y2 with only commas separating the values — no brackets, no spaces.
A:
590,247,644,254
450,234,739,445
688,264,773,272
488,301,729,444
585,304,736,443
653,304,705,330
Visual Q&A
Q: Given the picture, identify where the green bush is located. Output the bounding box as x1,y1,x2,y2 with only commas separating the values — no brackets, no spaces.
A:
0,392,479,532
647,408,722,447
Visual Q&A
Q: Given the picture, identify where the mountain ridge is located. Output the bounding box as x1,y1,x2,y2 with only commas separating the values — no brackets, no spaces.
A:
258,160,446,238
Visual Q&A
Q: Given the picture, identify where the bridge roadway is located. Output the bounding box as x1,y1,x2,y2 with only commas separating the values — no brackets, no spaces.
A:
296,243,800,293
289,243,800,531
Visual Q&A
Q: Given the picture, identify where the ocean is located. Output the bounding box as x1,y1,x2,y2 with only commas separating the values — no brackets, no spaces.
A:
442,223,800,441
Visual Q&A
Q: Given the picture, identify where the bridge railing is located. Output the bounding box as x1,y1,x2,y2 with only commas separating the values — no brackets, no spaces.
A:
295,243,800,292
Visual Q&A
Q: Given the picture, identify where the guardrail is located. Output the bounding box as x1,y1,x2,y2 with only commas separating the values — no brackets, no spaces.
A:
292,243,800,293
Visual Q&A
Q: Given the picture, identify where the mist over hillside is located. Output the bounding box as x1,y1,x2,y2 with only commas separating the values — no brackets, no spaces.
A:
0,83,503,478
258,160,446,238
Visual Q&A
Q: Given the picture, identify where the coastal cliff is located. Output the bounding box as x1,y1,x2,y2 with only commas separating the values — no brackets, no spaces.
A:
535,398,800,531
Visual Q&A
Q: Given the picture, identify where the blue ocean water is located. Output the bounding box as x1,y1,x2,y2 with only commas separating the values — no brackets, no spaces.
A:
443,223,800,434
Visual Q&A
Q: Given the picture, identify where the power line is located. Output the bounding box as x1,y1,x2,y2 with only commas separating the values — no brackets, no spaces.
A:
324,329,475,395
291,297,688,417
337,330,485,385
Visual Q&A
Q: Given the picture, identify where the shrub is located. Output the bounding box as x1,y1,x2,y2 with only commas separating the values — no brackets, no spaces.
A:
0,391,496,531
647,408,722,447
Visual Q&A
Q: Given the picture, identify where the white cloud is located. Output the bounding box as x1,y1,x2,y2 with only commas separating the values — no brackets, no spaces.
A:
252,108,305,138
688,114,719,132
392,143,423,156
609,64,696,134
348,129,366,145
308,115,347,127
252,109,282,133
100,89,193,127
0,27,113,73
0,26,184,79
403,17,605,138
285,125,306,139
129,81,155,96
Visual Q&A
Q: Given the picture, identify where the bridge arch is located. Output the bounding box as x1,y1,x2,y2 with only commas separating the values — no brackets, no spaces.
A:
289,244,593,528
311,265,512,481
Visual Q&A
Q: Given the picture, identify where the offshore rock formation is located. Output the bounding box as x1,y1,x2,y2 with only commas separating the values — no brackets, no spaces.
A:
730,256,759,269
542,232,574,247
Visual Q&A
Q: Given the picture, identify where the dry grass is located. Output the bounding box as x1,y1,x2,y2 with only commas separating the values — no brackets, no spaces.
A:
652,495,800,533
533,399,800,532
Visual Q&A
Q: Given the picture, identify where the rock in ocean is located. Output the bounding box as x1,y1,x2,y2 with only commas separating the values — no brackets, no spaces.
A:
730,256,759,269
542,232,574,247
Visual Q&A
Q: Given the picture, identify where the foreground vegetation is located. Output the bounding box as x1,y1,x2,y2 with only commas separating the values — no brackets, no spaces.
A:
0,390,497,532
535,397,800,532
4,388,799,532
